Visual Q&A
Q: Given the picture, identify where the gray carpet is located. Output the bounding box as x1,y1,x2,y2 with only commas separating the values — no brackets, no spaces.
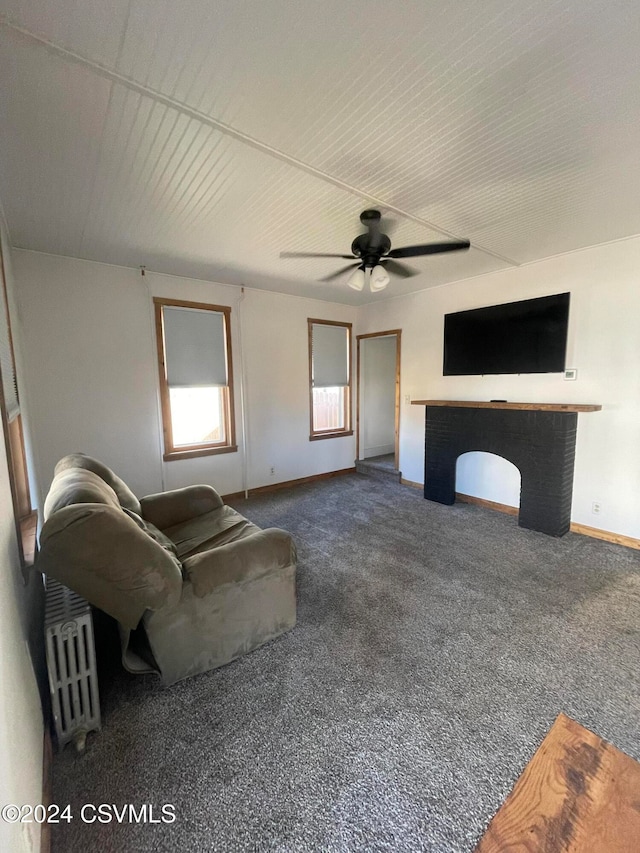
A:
355,455,400,483
361,454,395,468
51,474,640,852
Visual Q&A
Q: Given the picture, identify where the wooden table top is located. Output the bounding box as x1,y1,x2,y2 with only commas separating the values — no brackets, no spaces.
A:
475,713,640,852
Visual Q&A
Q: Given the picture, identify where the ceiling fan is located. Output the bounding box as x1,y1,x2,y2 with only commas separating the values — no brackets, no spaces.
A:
280,210,470,291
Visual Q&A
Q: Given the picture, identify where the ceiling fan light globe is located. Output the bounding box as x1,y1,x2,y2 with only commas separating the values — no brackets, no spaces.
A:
370,264,390,291
347,268,366,291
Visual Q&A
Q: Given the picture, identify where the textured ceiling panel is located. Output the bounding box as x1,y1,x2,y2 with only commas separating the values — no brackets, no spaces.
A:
0,31,112,258
110,0,640,261
0,0,131,65
0,1,639,302
69,79,509,303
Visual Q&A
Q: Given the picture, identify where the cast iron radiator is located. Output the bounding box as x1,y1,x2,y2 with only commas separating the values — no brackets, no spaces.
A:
45,578,101,751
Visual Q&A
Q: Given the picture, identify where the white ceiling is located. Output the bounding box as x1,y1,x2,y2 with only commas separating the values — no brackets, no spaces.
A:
0,0,639,304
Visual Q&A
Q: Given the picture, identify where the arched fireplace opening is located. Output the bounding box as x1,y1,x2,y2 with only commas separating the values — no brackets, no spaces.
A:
455,451,521,511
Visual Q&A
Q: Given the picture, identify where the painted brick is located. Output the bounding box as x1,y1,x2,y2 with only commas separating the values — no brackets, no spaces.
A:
424,406,578,537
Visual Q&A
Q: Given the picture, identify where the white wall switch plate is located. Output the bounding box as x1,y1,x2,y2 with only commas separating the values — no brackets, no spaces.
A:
564,368,577,380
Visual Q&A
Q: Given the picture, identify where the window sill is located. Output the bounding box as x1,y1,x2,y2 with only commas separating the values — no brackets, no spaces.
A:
309,430,354,442
163,445,238,462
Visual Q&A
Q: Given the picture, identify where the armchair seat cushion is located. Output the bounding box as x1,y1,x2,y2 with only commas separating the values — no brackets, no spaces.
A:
123,509,180,556
163,505,262,560
182,528,295,596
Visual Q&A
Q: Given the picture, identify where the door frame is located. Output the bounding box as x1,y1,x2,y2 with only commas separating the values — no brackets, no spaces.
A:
356,329,402,467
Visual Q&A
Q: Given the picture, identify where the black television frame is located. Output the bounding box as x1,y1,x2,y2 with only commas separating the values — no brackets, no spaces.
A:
443,292,570,376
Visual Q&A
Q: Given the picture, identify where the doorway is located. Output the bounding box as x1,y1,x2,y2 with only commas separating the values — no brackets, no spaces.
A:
356,330,401,470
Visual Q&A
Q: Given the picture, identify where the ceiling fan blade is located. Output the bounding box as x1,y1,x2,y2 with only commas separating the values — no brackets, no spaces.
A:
381,258,419,278
388,239,471,259
318,263,361,282
280,251,355,259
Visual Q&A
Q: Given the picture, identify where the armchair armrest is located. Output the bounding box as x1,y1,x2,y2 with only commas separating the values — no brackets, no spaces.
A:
37,503,183,629
182,528,296,598
140,485,223,530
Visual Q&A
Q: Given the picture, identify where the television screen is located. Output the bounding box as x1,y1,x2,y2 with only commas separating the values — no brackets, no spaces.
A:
443,292,570,376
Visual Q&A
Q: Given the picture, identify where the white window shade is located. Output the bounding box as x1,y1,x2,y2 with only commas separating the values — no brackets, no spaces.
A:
312,323,349,387
0,287,19,421
163,306,228,388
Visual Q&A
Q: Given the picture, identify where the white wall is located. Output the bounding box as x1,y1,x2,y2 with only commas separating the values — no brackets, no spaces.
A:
0,441,43,853
456,452,521,505
12,251,357,505
239,288,355,487
360,336,396,458
357,236,640,540
0,221,43,853
11,237,640,540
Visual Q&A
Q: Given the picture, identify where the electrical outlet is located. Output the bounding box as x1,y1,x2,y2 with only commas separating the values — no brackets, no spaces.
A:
269,466,275,476
592,501,601,514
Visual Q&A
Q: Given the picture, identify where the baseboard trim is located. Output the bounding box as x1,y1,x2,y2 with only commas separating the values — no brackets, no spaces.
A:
41,726,52,853
454,491,640,550
223,467,356,501
400,477,423,490
569,522,640,551
455,492,519,516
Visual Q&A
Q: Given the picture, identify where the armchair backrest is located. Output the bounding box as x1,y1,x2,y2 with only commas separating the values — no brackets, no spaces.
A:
50,452,142,514
38,456,182,629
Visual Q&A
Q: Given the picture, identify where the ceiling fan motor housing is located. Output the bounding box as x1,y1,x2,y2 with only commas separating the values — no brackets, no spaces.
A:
360,209,382,226
351,232,391,267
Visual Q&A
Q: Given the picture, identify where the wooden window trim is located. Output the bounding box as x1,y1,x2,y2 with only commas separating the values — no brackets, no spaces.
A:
0,238,35,570
154,298,237,461
20,509,38,567
309,430,354,442
9,414,32,518
308,318,353,441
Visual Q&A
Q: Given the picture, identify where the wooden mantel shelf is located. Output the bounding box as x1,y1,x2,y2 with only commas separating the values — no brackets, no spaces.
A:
411,400,602,413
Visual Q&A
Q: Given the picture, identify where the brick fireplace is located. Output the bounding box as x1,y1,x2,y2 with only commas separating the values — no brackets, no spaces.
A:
412,401,601,537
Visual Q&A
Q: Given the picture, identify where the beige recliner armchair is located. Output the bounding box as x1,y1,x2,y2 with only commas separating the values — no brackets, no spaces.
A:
37,454,297,685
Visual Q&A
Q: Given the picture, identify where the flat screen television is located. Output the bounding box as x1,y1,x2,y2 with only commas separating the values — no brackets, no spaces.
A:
443,292,570,376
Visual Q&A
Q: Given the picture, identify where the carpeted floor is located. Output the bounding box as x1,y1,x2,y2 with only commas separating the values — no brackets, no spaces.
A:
51,474,640,852
355,455,400,484
363,453,395,468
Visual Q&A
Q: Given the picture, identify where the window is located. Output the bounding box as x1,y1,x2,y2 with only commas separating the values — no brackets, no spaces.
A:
154,298,236,460
308,319,353,440
0,236,35,567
